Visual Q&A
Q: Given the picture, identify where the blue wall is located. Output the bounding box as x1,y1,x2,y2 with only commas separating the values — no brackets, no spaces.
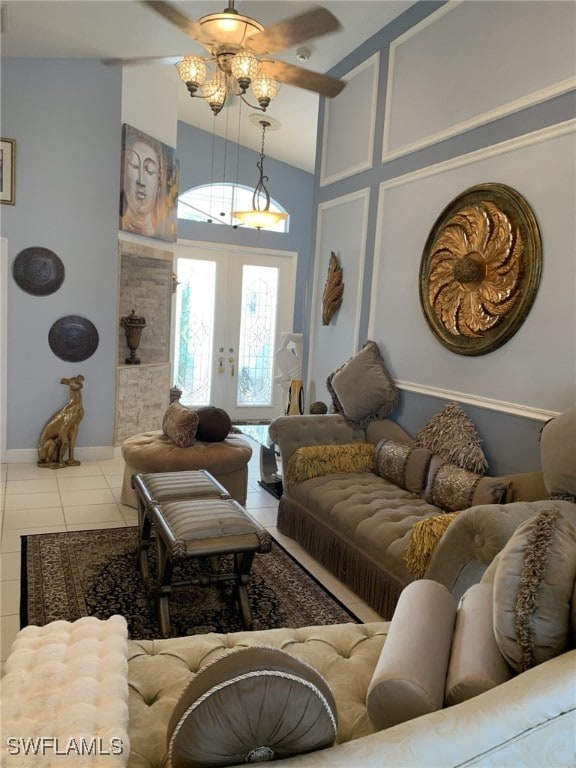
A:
1,58,122,452
307,0,576,475
0,58,314,452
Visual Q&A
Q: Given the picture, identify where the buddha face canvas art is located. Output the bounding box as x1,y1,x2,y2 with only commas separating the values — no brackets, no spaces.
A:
120,123,179,243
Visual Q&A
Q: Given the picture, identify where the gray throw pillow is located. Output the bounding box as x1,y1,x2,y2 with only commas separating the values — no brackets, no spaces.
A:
326,341,399,428
167,646,337,768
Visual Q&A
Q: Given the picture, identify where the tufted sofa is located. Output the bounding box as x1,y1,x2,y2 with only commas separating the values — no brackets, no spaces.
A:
269,411,565,618
3,560,575,768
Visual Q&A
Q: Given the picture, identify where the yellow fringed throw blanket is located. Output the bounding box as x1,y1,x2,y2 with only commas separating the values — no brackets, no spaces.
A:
286,442,375,485
405,512,460,578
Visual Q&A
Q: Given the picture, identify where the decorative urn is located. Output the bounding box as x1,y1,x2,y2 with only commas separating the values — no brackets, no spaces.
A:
120,309,146,365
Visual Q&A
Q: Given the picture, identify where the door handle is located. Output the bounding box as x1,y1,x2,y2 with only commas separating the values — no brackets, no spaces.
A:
228,357,235,377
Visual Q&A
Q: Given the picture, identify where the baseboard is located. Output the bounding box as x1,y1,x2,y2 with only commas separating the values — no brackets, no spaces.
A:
5,446,116,463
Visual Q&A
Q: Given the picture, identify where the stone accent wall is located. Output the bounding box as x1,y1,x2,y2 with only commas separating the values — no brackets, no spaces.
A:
115,239,174,444
115,364,170,444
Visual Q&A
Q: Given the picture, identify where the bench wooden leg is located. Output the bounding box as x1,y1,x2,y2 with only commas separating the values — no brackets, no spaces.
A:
235,551,256,629
136,503,153,580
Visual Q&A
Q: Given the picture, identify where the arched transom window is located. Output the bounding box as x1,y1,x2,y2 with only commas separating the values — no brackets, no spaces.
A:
178,183,289,232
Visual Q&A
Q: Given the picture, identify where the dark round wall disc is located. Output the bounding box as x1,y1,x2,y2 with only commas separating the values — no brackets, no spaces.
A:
48,315,99,362
12,247,65,296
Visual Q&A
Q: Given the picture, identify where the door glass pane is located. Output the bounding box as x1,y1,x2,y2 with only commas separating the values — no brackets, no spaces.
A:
237,265,278,406
174,259,216,406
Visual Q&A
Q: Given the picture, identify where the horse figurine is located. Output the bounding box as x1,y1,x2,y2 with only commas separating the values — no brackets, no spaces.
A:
37,375,85,468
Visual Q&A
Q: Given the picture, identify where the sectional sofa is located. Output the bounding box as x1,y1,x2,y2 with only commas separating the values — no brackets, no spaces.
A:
3,512,575,768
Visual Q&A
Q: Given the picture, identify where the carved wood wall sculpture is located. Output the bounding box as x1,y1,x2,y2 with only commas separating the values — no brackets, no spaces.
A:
322,251,344,325
419,183,542,356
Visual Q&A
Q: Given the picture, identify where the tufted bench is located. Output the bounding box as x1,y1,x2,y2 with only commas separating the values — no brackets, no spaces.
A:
132,469,231,580
138,491,272,637
121,430,252,509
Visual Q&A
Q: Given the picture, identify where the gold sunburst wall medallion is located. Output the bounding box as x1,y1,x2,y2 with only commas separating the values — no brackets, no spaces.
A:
419,183,542,356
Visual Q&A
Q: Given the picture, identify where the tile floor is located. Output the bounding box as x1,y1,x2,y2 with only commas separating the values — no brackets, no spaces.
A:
0,442,381,668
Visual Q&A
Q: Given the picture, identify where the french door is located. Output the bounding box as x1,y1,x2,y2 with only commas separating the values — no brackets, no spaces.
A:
173,242,297,422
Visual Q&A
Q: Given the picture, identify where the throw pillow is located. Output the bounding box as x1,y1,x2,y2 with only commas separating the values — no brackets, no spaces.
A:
404,512,459,578
540,405,576,501
285,442,375,485
493,508,576,673
414,402,488,474
375,438,433,494
195,406,232,442
326,341,399,428
366,580,456,730
166,646,337,768
444,583,512,706
423,455,511,512
162,402,199,448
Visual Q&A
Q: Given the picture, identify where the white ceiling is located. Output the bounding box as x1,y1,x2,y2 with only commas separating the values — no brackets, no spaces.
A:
1,1,416,171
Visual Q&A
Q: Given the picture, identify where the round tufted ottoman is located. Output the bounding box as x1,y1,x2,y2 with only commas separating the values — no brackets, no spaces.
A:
121,430,252,508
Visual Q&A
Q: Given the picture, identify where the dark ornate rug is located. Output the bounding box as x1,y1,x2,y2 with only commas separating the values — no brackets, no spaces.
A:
21,527,358,639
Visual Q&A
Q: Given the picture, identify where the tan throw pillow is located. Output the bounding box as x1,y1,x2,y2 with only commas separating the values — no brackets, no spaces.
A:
540,405,576,501
285,442,375,484
445,583,512,706
415,402,488,474
326,341,399,428
366,580,456,730
375,438,432,493
493,508,576,673
162,402,199,448
424,455,511,512
166,646,337,768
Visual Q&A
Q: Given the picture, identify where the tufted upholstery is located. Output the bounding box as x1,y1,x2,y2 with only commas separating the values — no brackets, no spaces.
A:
126,622,388,768
271,414,552,618
121,430,252,508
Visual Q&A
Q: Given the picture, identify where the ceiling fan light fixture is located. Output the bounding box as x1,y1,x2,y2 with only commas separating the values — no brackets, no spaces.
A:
250,74,280,110
199,9,263,47
201,71,228,114
229,51,261,92
175,56,207,95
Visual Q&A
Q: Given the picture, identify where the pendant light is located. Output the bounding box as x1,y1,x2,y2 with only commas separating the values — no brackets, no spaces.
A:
232,117,288,230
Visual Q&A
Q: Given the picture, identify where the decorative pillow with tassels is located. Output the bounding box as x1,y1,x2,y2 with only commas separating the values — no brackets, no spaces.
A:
415,402,488,475
405,513,460,578
285,443,375,485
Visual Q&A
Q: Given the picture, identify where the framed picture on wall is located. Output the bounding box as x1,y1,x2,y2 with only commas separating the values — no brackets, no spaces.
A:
0,138,16,205
119,124,179,243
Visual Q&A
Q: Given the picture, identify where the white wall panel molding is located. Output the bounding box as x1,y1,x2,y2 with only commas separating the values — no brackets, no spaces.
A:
397,380,559,422
306,189,370,405
382,0,576,162
378,119,576,192
320,53,379,186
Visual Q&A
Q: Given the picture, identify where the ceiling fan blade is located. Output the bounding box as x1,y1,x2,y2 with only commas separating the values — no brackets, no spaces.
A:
101,55,184,67
141,0,202,40
262,60,345,98
247,6,341,56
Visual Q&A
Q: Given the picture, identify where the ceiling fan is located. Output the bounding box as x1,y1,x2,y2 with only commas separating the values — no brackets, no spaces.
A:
105,0,346,115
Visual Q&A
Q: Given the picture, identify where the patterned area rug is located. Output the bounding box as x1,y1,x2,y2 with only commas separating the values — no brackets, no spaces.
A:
21,527,358,639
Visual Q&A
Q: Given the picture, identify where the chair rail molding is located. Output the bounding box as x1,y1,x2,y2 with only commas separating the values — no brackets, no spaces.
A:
397,380,560,423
